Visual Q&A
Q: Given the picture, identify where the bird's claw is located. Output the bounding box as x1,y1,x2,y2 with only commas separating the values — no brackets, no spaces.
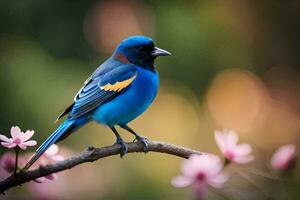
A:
135,136,149,152
114,138,128,158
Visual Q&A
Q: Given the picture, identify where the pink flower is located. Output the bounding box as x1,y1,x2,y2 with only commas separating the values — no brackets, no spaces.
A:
34,145,63,182
42,145,64,180
44,145,64,162
45,173,58,180
35,173,58,183
38,144,64,166
0,152,15,173
172,154,228,199
271,144,296,171
0,126,37,150
215,129,254,164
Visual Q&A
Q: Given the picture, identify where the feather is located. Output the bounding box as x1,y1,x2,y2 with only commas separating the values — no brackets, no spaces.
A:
67,61,137,120
55,102,75,122
100,72,137,92
24,120,74,170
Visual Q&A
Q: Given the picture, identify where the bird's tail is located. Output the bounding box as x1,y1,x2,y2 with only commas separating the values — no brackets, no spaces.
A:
23,120,74,170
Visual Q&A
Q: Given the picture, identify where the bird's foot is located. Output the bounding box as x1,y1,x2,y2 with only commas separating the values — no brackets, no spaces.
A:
114,137,128,157
133,135,149,152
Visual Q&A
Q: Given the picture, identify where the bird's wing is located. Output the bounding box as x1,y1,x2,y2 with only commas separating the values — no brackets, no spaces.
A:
66,63,137,120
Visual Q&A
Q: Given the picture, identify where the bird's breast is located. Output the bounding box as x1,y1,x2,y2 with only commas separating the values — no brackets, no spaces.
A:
92,67,159,126
131,67,159,99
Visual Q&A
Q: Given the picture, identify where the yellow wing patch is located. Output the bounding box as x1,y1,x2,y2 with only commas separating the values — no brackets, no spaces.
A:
100,73,137,92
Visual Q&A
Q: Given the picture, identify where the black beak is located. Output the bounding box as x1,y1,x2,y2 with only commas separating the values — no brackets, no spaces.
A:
151,47,171,57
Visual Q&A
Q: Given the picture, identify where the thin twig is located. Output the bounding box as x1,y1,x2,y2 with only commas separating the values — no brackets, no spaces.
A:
13,148,19,175
0,140,210,193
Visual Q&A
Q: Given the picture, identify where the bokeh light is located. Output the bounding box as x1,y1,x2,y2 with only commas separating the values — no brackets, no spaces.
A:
84,0,154,54
206,68,269,132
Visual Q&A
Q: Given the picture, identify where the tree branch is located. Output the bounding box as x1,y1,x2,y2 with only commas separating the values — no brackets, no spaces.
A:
0,140,209,193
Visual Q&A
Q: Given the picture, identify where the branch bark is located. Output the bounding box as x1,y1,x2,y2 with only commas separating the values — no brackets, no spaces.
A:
0,140,209,193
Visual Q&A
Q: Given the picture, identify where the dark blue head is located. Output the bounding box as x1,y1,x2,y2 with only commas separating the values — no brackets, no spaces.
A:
113,35,171,68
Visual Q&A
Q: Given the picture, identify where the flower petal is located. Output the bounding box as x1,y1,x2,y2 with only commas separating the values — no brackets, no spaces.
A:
23,140,37,147
208,174,228,188
271,144,296,170
22,130,35,141
0,152,16,173
181,155,201,177
0,134,12,143
234,155,254,164
45,144,59,156
225,130,239,149
171,175,193,188
45,173,57,180
10,126,22,139
18,143,27,150
214,131,226,153
52,155,64,161
200,155,223,175
1,142,16,148
235,143,252,156
35,177,45,183
192,182,207,199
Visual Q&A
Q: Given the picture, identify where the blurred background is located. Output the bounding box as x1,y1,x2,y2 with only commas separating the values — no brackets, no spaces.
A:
0,0,299,199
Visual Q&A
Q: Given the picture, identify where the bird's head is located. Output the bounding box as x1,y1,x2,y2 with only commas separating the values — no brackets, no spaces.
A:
113,35,171,68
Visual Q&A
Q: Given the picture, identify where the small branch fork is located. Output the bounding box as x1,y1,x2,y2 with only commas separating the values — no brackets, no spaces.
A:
0,140,209,193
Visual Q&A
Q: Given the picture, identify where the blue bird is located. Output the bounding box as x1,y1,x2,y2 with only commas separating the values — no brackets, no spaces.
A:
24,35,171,170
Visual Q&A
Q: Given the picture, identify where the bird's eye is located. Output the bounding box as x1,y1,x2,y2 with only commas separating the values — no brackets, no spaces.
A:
137,46,147,55
138,45,152,53
139,46,146,51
